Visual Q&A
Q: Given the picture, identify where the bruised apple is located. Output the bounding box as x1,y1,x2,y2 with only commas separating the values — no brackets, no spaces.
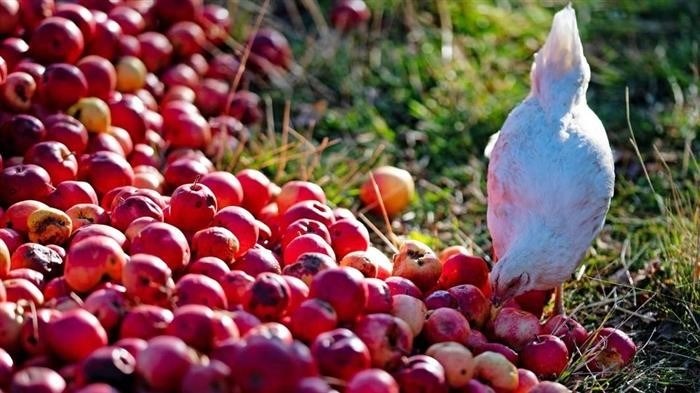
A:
392,240,441,292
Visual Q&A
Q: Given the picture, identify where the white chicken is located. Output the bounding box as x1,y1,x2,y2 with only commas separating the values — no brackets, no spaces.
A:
486,5,614,313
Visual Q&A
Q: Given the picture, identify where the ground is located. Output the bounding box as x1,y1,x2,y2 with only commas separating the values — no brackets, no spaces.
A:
224,1,699,391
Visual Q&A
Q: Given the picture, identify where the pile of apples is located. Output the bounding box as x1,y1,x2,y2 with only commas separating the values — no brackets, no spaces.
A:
0,0,636,392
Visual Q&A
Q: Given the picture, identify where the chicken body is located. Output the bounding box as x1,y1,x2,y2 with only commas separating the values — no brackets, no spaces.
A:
487,5,614,305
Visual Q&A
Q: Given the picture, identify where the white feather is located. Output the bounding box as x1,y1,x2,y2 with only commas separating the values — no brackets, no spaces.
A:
487,5,614,299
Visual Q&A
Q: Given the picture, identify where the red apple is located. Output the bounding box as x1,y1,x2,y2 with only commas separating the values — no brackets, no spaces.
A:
212,206,259,258
2,200,47,235
385,276,422,298
83,286,128,332
167,181,217,231
392,240,441,292
137,31,173,73
64,235,126,292
248,28,292,71
70,224,126,248
394,355,448,393
194,78,228,117
281,200,336,230
448,284,490,329
205,53,240,80
0,37,29,71
78,151,134,196
119,305,173,340
0,164,53,206
174,273,227,309
153,0,202,24
121,253,173,306
277,180,326,213
44,113,89,154
281,219,331,249
354,313,413,369
199,4,229,45
241,272,290,322
311,328,370,380
232,338,303,393
47,182,97,213
0,71,36,112
346,368,398,393
331,0,371,31
243,321,293,345
0,0,19,36
84,13,121,61
586,327,637,373
10,367,65,393
520,334,569,379
219,269,254,307
437,252,489,290
108,6,144,35
226,90,263,125
289,298,337,343
283,233,335,266
45,308,108,362
476,342,519,364
136,335,197,392
514,368,540,393
113,337,148,359
492,307,542,350
364,278,393,314
236,168,271,214
168,20,206,56
282,252,336,285
424,290,457,310
339,250,378,278
181,360,232,393
0,347,11,387
19,0,56,30
163,157,209,190
54,3,95,43
130,222,190,272
294,377,337,393
329,219,370,260
25,142,78,185
29,17,84,64
542,314,589,353
234,246,282,276
166,304,219,353
424,307,471,344
1,114,45,157
309,267,367,322
109,93,147,143
79,346,135,391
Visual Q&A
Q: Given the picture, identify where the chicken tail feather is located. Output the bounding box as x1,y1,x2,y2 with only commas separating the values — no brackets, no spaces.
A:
531,4,585,95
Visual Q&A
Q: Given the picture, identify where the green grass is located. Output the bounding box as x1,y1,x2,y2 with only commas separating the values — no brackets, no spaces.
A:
223,0,699,390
